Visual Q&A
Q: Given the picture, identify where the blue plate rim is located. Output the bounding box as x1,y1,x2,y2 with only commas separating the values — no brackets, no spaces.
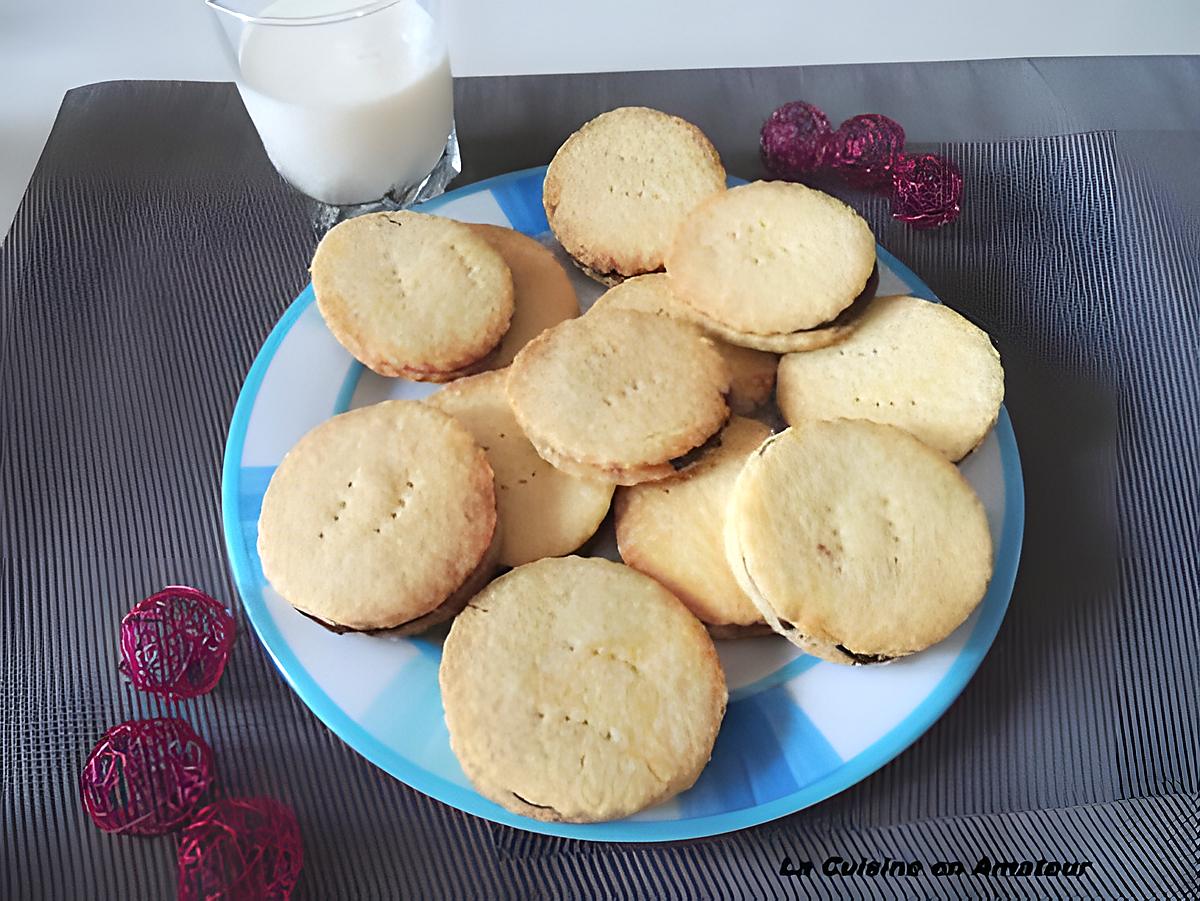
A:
220,166,1024,842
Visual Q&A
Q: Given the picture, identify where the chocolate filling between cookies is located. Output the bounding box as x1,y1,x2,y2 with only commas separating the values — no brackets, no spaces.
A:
737,555,896,666
778,263,879,337
570,255,665,287
668,430,725,472
297,585,470,637
833,645,895,665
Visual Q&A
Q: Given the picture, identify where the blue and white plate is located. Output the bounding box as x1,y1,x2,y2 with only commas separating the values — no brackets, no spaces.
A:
222,167,1024,841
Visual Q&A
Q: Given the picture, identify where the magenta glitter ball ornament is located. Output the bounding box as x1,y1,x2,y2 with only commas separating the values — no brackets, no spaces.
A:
760,101,832,178
80,718,216,836
828,113,906,189
890,152,964,229
120,586,235,700
177,797,303,901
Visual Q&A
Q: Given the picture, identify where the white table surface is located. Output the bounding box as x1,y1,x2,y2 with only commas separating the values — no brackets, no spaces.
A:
3,0,1198,238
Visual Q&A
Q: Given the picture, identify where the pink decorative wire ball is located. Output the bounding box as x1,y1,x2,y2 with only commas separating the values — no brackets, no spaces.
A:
890,152,964,229
760,101,832,178
178,797,303,901
120,585,235,700
80,718,216,836
828,113,907,189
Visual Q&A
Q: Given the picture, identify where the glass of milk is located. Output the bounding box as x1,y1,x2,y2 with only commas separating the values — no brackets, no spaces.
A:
207,0,458,217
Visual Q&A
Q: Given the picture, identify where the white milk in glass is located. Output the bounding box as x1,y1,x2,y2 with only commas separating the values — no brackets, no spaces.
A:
237,0,452,205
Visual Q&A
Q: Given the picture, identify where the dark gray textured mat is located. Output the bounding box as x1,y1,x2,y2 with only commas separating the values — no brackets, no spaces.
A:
2,67,1198,899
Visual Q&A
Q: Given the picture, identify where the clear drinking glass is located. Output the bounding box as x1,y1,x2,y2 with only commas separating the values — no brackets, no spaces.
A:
207,0,459,225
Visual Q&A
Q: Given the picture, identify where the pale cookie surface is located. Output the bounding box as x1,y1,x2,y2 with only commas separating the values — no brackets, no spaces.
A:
507,310,731,485
616,417,771,628
440,556,727,822
725,420,992,664
465,224,580,371
592,274,777,414
777,295,1004,461
312,211,514,379
668,181,876,334
428,370,613,567
257,401,497,631
544,107,726,279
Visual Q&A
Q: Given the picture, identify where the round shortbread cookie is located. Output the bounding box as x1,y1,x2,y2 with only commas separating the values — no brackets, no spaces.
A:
591,274,777,414
440,556,727,822
777,295,1004,461
428,370,613,567
668,180,876,334
506,310,731,486
312,211,514,380
725,420,993,665
465,224,580,372
257,401,497,632
615,417,771,630
543,107,726,280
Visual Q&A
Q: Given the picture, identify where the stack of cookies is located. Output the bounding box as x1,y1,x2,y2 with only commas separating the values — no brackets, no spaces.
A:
256,105,1006,824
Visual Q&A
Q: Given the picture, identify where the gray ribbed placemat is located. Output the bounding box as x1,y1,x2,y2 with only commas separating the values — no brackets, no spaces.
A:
2,72,1198,899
